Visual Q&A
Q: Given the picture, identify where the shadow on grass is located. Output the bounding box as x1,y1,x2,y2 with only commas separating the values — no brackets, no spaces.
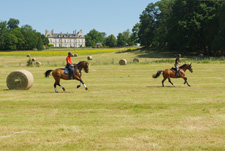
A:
116,47,177,58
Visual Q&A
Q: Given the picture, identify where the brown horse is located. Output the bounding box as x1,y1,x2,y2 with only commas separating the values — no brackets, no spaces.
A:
152,63,193,87
45,61,89,93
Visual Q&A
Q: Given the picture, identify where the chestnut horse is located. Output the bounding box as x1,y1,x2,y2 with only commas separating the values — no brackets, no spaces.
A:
45,61,89,93
152,63,193,87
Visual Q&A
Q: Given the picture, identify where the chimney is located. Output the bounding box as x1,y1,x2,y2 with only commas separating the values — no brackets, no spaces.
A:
45,29,48,35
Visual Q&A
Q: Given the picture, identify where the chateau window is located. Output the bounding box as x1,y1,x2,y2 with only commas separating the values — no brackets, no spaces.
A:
64,40,66,42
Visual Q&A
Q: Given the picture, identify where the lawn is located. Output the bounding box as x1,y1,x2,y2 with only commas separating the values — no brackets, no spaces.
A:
0,49,225,150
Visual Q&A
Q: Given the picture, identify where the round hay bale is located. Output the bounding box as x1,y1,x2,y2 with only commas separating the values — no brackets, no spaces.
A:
119,59,127,65
27,54,30,57
32,58,36,61
87,56,93,60
133,58,139,63
73,54,78,57
36,62,41,66
198,54,204,57
6,70,34,90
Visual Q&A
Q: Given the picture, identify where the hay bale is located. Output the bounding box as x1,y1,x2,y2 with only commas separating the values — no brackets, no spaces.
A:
6,70,34,90
119,59,127,65
27,54,30,57
32,58,36,61
73,54,78,57
198,54,204,57
133,58,139,63
87,56,93,60
36,62,41,66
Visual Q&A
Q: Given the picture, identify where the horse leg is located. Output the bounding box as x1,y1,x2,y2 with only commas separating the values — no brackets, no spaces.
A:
183,77,191,87
58,83,65,91
74,75,88,90
162,77,167,87
77,82,82,89
168,78,176,87
54,78,65,93
80,80,88,90
54,82,58,93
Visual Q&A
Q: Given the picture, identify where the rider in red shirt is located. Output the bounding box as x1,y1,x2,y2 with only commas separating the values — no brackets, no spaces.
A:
66,52,74,79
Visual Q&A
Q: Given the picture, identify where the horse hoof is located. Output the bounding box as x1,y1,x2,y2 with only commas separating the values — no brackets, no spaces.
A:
77,85,81,88
55,91,58,93
173,85,176,87
188,85,191,87
85,87,88,90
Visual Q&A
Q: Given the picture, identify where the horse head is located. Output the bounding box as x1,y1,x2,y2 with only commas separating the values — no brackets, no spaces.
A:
77,61,89,73
188,63,193,73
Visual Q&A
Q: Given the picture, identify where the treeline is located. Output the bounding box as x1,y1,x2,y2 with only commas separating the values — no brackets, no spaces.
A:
86,0,225,56
138,0,225,55
85,29,137,48
0,18,49,51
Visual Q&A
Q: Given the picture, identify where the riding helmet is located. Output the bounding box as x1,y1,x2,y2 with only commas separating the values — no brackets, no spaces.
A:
68,52,73,56
178,54,181,57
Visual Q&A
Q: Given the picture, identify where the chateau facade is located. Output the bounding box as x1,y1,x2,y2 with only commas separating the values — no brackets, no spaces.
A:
45,29,85,48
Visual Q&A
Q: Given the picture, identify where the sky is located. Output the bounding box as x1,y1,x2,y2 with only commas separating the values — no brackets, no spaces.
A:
0,0,159,36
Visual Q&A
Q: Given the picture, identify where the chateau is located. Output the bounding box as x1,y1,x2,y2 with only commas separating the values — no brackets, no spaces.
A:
45,29,85,48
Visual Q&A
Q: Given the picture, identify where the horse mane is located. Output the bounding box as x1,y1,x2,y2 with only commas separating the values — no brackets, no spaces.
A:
179,64,188,68
77,61,88,65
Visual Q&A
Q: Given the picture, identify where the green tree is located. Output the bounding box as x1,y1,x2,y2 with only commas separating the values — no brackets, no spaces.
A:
130,23,140,45
85,29,105,47
10,28,25,50
212,2,225,55
138,3,158,47
21,25,38,50
7,18,20,30
37,34,44,50
104,34,117,47
167,0,222,54
0,21,8,50
117,33,126,47
4,33,18,50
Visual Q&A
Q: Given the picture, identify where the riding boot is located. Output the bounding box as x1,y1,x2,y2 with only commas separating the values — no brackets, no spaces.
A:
176,71,179,77
69,73,73,79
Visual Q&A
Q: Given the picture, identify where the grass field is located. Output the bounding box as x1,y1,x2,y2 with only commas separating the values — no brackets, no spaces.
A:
0,49,225,150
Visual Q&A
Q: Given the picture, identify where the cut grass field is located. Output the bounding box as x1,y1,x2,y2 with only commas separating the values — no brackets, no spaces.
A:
0,49,225,150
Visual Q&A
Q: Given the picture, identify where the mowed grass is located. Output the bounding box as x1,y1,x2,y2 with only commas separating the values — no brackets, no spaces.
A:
0,51,225,150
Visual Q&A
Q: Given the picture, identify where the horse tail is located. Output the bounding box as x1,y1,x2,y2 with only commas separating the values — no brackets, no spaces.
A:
45,70,53,78
152,70,163,78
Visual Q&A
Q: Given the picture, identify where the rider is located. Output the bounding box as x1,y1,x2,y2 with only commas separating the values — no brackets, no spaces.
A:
66,52,74,79
174,54,181,77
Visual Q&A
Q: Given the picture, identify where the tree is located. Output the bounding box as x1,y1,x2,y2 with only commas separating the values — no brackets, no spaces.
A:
85,29,105,47
10,28,25,50
212,2,225,55
21,25,38,50
167,0,223,54
0,21,8,50
117,33,126,47
104,34,117,47
130,23,140,45
138,3,159,47
7,18,20,30
37,34,44,50
4,33,18,50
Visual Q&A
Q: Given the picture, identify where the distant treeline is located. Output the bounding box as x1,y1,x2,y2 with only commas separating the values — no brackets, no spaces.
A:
137,0,225,55
0,18,49,51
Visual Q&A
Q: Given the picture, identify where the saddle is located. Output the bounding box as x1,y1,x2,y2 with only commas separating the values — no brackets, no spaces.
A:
63,64,78,75
170,67,179,73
